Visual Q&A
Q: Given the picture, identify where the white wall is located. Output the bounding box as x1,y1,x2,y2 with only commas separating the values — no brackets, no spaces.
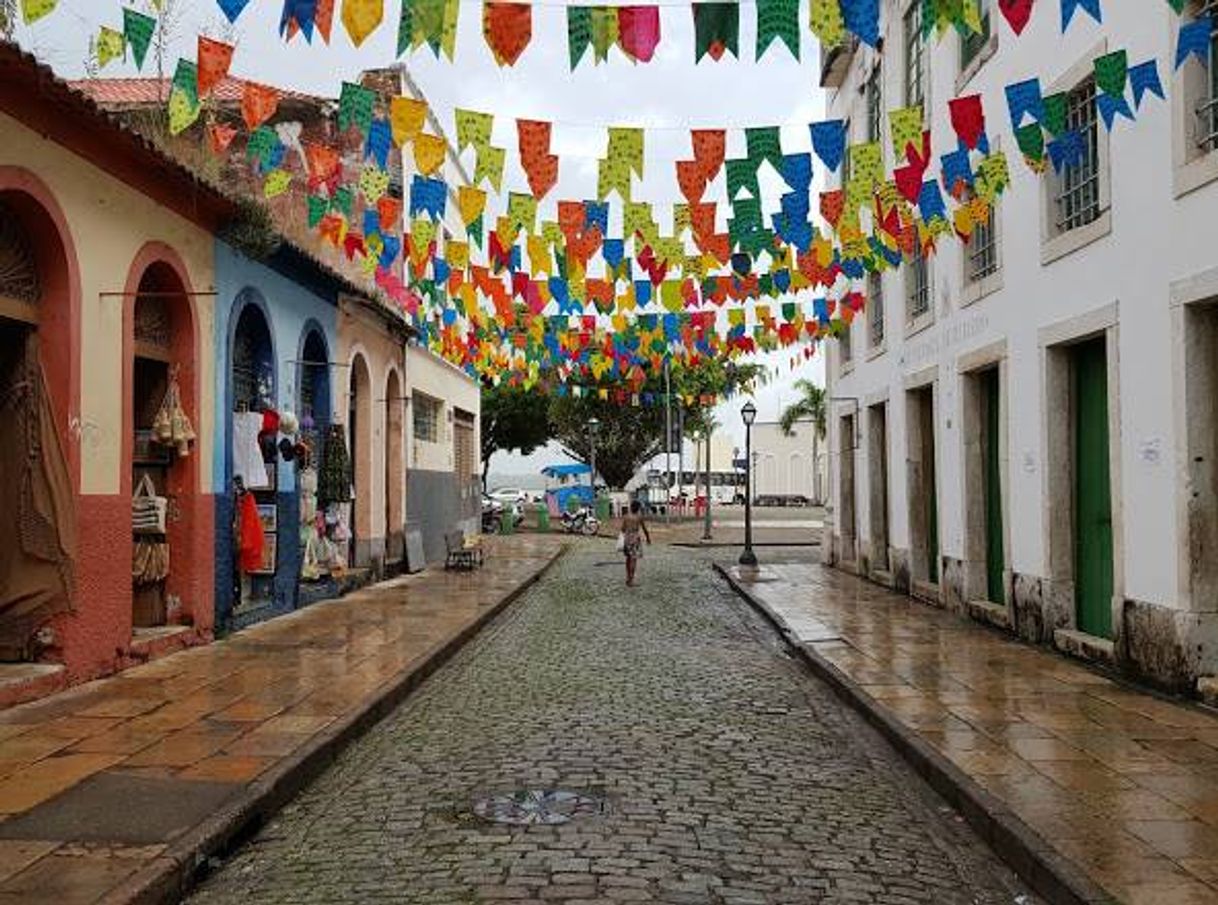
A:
404,343,481,475
825,2,1218,618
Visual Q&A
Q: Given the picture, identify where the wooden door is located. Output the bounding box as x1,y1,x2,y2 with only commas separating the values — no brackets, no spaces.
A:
1074,338,1114,638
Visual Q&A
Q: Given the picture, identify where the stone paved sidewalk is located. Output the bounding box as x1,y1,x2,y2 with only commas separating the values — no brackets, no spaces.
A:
725,562,1218,905
0,535,564,905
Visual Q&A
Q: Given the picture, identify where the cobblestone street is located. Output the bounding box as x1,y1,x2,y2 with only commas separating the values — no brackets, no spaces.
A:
189,546,1036,904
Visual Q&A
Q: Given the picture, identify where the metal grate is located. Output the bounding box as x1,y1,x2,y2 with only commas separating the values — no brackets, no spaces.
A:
840,321,853,363
473,790,604,826
968,204,999,281
866,65,883,143
904,3,925,109
906,250,930,320
0,200,40,304
868,272,884,347
960,0,992,70
1195,0,1218,152
413,392,440,443
1054,79,1101,233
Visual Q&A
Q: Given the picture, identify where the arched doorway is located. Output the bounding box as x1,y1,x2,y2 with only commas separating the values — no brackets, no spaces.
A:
228,294,277,613
0,186,77,661
385,368,404,569
127,256,197,629
348,352,372,568
296,325,332,585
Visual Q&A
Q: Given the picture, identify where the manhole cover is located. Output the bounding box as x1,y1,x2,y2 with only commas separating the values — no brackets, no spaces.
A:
472,790,603,825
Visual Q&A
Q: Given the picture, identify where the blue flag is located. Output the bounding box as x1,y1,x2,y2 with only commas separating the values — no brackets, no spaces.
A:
1176,17,1212,70
1129,59,1165,108
810,120,847,173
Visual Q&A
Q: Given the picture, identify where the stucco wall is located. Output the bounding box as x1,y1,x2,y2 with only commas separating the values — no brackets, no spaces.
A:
211,242,339,629
823,3,1218,683
0,111,218,681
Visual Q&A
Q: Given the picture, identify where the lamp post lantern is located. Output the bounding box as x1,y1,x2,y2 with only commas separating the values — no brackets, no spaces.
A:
740,402,758,567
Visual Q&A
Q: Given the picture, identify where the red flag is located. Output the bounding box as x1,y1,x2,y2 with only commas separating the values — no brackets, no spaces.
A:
208,122,238,155
676,159,707,204
949,94,985,150
617,6,660,62
196,36,234,98
998,0,1034,35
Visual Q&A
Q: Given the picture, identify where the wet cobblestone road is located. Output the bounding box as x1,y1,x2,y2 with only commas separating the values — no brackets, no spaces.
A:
189,546,1038,904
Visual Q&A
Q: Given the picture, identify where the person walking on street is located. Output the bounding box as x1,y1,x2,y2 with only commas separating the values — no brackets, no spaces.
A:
620,500,651,587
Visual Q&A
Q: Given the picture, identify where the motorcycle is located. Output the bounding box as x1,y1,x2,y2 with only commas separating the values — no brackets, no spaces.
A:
560,506,600,536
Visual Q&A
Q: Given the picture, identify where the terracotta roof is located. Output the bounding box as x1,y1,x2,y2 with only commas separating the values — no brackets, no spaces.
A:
68,75,329,108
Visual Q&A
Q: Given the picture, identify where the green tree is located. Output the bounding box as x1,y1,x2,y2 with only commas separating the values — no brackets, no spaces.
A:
480,383,552,483
779,378,828,503
549,360,766,490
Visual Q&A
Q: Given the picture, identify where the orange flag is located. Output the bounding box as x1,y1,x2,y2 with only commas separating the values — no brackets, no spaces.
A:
196,36,234,98
522,153,559,199
242,82,280,131
483,1,532,66
691,129,726,180
208,123,238,155
316,0,336,41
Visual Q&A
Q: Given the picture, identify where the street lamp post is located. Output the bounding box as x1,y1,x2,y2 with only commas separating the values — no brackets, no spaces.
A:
588,417,600,509
740,402,758,567
703,423,713,541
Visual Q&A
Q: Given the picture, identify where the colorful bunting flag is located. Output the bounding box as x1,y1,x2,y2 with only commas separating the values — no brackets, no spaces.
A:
810,120,847,172
414,133,447,175
123,7,156,71
217,0,252,23
391,96,428,146
21,0,58,25
757,0,800,59
242,82,281,131
619,6,661,61
809,0,845,46
998,0,1035,35
342,0,384,46
1129,59,1165,108
96,27,126,69
484,1,533,65
1060,0,1101,30
196,36,234,97
693,2,739,61
339,81,375,137
1176,17,1212,69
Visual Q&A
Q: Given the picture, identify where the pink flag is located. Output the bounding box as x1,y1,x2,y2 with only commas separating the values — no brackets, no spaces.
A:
618,6,660,62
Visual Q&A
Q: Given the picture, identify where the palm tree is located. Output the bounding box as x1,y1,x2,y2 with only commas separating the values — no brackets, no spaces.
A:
779,379,828,504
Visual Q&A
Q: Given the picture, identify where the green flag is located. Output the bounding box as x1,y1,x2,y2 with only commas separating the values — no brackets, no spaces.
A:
694,2,739,62
756,0,799,60
123,7,156,71
567,6,592,69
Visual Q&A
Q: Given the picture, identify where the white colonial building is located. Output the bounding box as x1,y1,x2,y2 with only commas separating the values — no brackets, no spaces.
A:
824,0,1218,691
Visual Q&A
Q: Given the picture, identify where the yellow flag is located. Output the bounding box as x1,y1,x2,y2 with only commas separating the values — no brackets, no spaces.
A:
21,0,57,25
264,169,292,199
447,241,470,270
458,186,486,226
808,0,844,46
342,0,384,47
413,133,446,176
97,27,125,68
390,97,428,146
167,87,200,136
527,235,553,275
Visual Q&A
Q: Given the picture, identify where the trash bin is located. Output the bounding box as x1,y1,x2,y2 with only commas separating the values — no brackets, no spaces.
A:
499,511,514,535
596,496,611,521
536,505,550,532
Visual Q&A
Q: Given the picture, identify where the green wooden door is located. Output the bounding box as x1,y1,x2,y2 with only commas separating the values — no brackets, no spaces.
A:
924,393,939,583
1074,338,1114,638
983,369,1004,604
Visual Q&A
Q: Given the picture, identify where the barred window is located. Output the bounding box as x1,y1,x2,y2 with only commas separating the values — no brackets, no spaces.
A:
1054,78,1101,233
968,204,999,282
840,322,853,364
1195,0,1218,153
840,119,853,188
867,272,884,348
960,0,992,71
413,393,441,443
904,3,925,109
866,65,883,143
906,249,930,321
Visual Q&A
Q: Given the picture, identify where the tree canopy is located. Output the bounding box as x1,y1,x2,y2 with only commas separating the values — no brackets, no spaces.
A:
480,383,552,481
779,379,827,438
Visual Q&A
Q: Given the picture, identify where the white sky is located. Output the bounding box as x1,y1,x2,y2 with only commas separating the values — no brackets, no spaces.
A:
14,0,828,468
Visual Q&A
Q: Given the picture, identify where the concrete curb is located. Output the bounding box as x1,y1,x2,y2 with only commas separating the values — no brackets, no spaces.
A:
100,547,568,905
714,562,1119,905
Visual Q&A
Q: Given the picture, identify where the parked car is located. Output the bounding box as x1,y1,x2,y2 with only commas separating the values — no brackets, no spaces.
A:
488,487,528,506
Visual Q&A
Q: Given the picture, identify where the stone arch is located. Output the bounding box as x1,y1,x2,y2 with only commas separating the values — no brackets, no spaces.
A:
122,243,201,630
296,320,332,435
348,351,373,566
384,365,405,565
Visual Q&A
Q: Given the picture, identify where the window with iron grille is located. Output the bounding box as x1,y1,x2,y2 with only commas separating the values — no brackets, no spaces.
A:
960,0,992,71
867,272,884,347
1194,0,1218,153
840,119,852,188
1054,78,1102,233
968,204,999,282
904,3,926,109
906,250,930,321
413,393,441,443
866,66,883,143
840,322,853,363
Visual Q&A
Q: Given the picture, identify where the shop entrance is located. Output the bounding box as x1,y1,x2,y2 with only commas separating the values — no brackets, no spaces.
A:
348,353,372,568
129,262,196,629
385,369,404,567
0,190,75,661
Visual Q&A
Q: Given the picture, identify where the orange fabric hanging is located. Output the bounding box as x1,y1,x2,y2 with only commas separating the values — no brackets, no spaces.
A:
483,1,532,66
237,492,265,574
196,36,234,97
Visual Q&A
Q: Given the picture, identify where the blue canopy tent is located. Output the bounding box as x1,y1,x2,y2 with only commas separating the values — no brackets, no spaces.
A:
541,463,594,514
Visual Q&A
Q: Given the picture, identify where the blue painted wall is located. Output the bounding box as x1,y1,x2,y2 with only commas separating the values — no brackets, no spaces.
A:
212,241,340,634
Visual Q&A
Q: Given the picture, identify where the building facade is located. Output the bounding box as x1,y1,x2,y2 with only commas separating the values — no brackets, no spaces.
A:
823,2,1218,691
751,420,826,503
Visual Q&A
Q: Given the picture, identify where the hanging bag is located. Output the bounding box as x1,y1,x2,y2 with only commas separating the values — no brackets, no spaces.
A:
132,473,168,535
